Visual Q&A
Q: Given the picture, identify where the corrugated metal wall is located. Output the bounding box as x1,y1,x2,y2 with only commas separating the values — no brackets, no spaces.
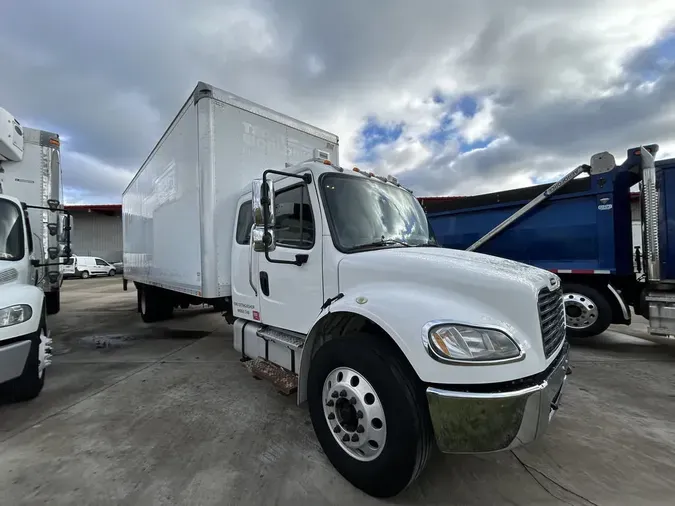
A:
70,210,122,262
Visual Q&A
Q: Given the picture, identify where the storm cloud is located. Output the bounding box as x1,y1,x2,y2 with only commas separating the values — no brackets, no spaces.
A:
1,0,675,202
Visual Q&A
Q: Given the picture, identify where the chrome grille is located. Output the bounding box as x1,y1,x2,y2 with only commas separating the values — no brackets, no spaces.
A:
538,287,566,358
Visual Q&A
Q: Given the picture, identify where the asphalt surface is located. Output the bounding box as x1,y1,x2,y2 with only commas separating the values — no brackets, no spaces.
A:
1,277,674,505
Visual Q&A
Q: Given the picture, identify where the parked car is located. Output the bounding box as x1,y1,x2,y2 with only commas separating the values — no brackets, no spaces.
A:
63,255,117,279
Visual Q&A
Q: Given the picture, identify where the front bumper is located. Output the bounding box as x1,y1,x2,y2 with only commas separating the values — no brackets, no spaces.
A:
0,337,31,385
426,342,569,453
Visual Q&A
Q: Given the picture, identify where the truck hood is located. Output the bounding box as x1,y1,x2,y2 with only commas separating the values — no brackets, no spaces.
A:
338,246,556,295
337,246,558,344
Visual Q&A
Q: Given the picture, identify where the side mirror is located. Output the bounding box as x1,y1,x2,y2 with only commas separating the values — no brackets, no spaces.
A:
57,213,71,243
252,227,276,253
252,178,275,227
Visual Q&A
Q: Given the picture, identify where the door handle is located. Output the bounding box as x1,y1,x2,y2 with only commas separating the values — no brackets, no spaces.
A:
260,271,270,296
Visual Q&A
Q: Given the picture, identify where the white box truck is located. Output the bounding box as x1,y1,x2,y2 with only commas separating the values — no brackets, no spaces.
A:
122,82,570,498
0,106,72,402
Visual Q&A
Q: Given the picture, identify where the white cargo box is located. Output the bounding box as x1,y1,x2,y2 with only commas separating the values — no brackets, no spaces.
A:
122,82,339,299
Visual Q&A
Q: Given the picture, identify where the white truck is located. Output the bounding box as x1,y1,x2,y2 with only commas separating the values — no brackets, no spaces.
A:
0,107,72,402
122,82,570,498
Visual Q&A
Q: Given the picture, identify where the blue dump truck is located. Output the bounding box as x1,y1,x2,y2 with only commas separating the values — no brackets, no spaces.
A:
420,145,675,339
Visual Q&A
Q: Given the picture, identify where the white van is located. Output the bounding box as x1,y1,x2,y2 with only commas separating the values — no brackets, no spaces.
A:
63,255,116,279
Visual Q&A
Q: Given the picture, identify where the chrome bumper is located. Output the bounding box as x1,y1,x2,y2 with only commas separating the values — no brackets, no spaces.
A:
426,343,569,453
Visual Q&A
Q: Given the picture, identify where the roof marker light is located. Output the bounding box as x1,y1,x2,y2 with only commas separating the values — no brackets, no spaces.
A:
323,159,332,165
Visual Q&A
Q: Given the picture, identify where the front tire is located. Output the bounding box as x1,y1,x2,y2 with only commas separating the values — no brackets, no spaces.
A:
563,283,612,338
45,291,60,315
108,269,116,277
307,334,433,498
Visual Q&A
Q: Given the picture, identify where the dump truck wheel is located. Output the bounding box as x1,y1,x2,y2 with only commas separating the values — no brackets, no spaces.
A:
563,283,611,338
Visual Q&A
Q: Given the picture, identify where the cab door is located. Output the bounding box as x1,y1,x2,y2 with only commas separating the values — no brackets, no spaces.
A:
94,258,109,275
256,176,324,334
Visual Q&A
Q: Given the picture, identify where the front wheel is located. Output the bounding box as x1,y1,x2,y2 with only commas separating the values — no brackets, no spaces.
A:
307,334,433,498
45,291,60,315
108,269,116,277
563,283,612,338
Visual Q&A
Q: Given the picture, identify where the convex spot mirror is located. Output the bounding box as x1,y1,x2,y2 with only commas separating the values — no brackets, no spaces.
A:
252,227,276,253
252,178,275,228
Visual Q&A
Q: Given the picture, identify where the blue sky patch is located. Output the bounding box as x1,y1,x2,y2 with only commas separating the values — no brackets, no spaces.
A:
424,94,485,149
454,95,478,118
424,112,454,145
356,94,489,164
627,32,675,82
356,117,404,162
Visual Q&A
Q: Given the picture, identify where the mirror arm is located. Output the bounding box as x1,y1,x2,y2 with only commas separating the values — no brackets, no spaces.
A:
260,168,312,267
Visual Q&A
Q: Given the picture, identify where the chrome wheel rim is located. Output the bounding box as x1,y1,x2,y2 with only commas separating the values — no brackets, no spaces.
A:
38,327,51,378
564,292,598,330
322,367,386,462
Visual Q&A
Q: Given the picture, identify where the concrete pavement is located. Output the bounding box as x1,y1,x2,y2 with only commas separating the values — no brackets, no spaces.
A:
1,277,674,505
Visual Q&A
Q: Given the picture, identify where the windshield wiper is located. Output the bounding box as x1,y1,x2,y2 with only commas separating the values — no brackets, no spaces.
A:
414,241,439,247
350,238,412,251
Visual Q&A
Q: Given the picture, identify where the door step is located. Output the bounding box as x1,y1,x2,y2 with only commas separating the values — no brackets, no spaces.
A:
256,327,305,350
244,358,298,396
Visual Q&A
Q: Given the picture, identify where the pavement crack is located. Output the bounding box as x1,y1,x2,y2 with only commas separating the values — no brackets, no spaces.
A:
510,450,600,506
0,340,197,445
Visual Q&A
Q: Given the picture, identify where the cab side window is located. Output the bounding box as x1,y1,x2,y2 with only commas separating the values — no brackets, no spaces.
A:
24,212,34,255
236,201,253,245
274,185,314,249
95,258,107,266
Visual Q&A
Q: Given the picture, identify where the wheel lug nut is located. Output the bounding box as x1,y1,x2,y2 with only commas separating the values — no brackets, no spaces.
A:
331,391,338,399
327,412,335,420
356,410,363,419
339,390,347,397
349,397,357,405
356,425,364,433
326,400,334,407
351,434,359,442
342,434,350,442
333,426,341,433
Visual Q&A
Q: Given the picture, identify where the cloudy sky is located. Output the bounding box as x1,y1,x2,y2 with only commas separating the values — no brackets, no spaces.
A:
2,0,675,204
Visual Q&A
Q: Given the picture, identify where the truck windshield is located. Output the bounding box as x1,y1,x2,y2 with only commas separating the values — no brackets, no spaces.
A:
0,200,24,261
321,173,436,252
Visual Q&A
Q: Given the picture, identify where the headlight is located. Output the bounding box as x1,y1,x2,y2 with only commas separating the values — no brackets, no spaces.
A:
0,305,33,328
425,324,522,363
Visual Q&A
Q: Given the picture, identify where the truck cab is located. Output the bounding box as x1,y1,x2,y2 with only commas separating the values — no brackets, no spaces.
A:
231,159,569,497
0,194,51,400
0,106,71,402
